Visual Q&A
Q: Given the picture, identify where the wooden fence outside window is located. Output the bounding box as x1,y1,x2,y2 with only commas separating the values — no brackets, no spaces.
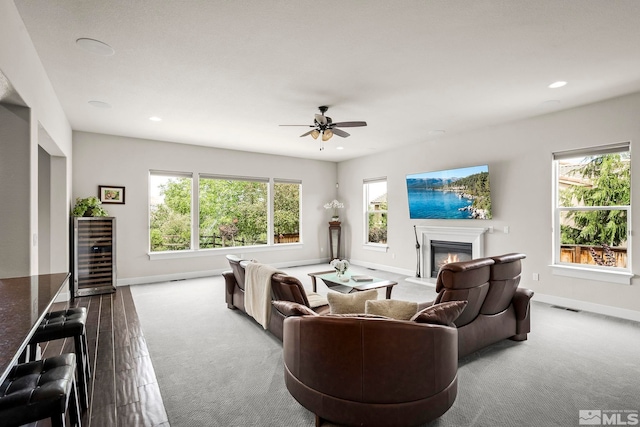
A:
560,244,627,268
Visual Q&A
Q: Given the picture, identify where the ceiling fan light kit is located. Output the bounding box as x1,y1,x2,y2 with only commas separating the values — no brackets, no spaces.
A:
280,106,367,150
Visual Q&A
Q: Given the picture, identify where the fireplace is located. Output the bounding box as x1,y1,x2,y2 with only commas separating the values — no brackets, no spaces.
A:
409,226,488,283
430,240,473,277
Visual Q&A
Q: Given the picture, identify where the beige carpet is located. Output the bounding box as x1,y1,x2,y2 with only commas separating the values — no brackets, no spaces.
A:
131,264,640,426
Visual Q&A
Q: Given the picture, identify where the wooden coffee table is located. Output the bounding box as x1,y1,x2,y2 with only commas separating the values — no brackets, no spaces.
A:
308,271,397,299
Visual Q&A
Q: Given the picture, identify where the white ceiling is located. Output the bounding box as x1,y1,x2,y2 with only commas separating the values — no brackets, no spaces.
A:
13,1,640,162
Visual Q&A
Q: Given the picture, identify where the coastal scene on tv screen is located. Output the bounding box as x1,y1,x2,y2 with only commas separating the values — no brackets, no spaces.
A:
406,165,492,219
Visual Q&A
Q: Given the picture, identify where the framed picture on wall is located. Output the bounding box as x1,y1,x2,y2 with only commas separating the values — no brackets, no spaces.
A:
99,185,125,204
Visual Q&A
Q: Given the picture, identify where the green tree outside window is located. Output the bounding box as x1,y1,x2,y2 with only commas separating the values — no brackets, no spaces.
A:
557,152,630,267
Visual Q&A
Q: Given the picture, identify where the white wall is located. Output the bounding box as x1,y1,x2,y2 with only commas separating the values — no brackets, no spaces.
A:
0,2,72,158
338,92,640,317
72,132,338,283
38,145,51,273
0,1,73,277
0,104,31,277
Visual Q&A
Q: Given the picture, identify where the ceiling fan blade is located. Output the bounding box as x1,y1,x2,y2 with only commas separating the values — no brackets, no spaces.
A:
331,121,367,128
315,114,327,126
332,128,350,138
280,124,314,127
299,130,316,137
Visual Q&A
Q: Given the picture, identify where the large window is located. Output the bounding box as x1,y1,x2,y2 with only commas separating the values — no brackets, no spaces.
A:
364,178,387,245
149,171,193,252
150,172,302,253
274,180,301,244
553,143,630,273
199,176,268,248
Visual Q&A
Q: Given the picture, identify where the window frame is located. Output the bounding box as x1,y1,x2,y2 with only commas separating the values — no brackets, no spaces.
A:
198,173,269,250
149,172,303,260
149,170,194,253
273,179,302,245
551,142,633,284
363,177,388,251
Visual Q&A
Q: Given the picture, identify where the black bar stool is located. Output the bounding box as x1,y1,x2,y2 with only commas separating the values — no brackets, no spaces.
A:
0,353,81,427
29,307,91,410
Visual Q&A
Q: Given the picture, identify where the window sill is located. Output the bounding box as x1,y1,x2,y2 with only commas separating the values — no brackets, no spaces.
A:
148,242,303,260
362,244,389,253
550,264,634,285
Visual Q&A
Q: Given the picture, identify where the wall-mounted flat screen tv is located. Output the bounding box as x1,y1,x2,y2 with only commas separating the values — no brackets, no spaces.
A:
406,165,492,219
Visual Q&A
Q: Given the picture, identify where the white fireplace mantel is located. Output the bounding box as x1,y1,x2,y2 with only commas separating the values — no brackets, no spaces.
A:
408,226,488,285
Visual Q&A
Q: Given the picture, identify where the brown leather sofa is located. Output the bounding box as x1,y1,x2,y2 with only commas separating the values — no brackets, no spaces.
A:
222,255,330,340
431,253,534,358
224,254,248,311
282,313,459,427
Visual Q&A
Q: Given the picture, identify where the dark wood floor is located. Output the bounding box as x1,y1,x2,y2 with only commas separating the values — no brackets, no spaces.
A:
37,286,169,427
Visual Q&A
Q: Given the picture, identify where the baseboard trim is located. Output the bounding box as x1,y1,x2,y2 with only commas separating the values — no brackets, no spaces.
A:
534,293,640,323
348,258,415,277
117,269,221,286
118,258,330,286
271,258,330,269
405,276,437,288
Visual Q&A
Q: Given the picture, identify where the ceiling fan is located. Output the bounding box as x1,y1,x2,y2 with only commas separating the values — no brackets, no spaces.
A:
280,106,367,150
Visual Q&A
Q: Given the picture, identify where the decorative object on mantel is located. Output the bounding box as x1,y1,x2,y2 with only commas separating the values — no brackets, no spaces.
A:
71,196,109,217
330,259,350,281
413,225,421,278
324,199,344,222
99,185,125,204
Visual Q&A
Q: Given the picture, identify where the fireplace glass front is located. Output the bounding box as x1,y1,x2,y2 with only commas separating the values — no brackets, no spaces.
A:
431,240,472,277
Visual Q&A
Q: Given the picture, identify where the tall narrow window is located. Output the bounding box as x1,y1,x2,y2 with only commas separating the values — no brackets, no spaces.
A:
274,180,301,244
364,178,388,245
553,143,631,271
199,175,268,248
149,171,192,252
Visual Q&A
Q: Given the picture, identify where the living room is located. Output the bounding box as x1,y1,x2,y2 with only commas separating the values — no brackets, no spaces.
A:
2,1,640,426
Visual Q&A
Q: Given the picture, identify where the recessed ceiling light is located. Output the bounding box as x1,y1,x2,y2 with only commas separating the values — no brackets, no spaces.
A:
76,38,115,56
429,130,446,136
88,100,111,109
336,146,344,150
149,116,162,122
548,81,567,89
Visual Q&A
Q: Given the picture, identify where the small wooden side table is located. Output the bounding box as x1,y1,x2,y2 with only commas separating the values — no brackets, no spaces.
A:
329,221,341,261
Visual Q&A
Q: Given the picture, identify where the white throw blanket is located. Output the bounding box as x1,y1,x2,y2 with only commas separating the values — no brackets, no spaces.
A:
244,262,283,329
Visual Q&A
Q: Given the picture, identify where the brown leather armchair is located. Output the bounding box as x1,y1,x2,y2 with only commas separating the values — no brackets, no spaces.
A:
283,314,459,427
433,253,534,358
268,273,330,340
222,255,329,340
223,254,247,311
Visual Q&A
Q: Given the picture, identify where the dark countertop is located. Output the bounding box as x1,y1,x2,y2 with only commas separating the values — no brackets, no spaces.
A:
0,272,70,383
